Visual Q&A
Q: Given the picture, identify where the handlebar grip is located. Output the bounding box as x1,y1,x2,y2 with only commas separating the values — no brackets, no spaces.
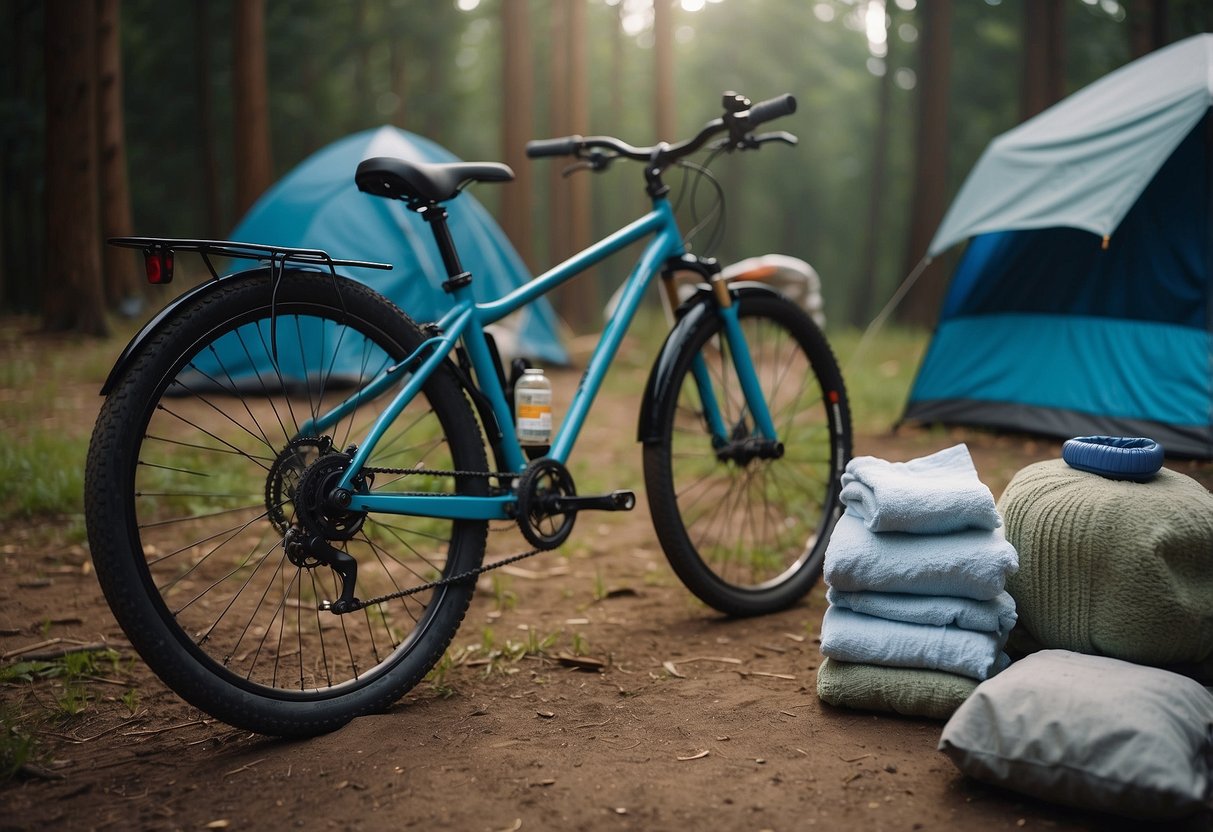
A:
526,136,583,158
744,94,797,128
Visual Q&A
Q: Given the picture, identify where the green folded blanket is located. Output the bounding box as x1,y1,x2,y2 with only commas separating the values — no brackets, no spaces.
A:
998,460,1213,668
815,657,977,720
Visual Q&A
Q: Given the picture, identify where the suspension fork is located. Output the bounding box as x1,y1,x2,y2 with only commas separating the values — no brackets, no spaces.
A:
690,277,778,443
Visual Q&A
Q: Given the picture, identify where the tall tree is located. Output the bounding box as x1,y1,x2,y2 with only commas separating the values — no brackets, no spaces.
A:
898,0,953,327
500,0,534,267
1128,0,1168,57
232,0,273,220
195,0,223,237
43,0,108,335
544,0,596,333
566,0,594,326
653,0,674,142
1020,0,1065,120
96,0,140,311
547,0,571,270
852,2,895,328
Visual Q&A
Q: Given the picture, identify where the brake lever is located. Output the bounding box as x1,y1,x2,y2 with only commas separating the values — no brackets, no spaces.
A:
706,130,798,153
750,130,798,147
561,149,615,177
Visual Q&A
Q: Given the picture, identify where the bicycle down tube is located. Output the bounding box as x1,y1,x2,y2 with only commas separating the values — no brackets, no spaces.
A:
317,197,777,522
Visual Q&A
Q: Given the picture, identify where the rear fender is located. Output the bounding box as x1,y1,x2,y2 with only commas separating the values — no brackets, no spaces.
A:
101,267,335,395
636,281,782,444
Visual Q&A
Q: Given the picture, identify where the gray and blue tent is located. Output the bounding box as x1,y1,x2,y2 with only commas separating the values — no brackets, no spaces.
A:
903,34,1213,458
230,125,566,366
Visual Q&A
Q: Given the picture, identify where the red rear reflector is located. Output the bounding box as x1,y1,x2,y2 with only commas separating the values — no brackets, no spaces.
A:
144,248,174,284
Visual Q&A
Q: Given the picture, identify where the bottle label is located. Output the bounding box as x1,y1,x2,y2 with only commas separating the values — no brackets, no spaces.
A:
516,390,552,445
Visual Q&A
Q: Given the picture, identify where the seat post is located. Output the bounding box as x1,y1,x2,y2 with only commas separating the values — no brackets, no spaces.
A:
417,203,472,293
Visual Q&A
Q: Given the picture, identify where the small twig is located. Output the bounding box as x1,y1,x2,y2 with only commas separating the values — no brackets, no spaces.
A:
674,656,742,665
46,714,145,744
840,753,872,763
122,718,212,738
573,718,612,729
223,757,266,777
2,638,110,661
736,670,796,681
83,675,136,687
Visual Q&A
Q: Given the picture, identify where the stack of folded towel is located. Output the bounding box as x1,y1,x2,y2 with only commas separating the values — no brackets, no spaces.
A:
817,445,1019,719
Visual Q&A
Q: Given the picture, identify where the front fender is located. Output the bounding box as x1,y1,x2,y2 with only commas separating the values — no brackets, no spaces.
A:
636,281,783,444
100,267,324,395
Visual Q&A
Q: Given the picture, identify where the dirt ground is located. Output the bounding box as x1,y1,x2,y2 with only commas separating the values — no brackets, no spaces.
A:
3,355,1212,832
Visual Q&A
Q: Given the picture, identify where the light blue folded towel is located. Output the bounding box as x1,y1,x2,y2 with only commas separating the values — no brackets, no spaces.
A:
823,511,1018,600
826,587,1017,640
840,444,1001,534
820,605,1012,681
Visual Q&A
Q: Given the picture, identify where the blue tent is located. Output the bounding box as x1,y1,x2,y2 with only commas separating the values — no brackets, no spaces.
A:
230,126,566,366
903,35,1213,458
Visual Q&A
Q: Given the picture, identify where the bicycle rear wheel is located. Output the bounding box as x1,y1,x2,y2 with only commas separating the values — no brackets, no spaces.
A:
85,272,487,736
643,292,851,616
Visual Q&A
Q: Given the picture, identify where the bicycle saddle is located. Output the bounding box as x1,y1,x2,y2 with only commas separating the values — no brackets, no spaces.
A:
355,157,514,203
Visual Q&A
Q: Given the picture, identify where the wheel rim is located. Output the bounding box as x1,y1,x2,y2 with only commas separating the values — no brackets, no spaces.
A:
127,303,479,698
667,309,839,592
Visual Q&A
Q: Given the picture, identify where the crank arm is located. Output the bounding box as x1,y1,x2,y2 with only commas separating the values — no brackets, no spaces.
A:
547,490,636,513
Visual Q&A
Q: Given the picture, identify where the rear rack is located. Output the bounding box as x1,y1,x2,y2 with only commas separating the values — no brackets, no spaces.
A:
108,236,393,283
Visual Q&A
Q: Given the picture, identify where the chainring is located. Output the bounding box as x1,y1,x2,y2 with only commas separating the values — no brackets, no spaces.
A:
515,458,576,550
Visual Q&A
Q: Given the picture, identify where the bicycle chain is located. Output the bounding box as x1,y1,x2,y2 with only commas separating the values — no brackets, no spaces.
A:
347,464,539,612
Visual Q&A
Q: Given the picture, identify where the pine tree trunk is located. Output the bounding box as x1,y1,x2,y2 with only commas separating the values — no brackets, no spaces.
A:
1020,0,1065,121
547,0,571,269
897,0,952,327
96,0,140,313
853,8,895,328
500,0,534,269
1128,0,1168,58
195,0,223,237
565,0,595,329
43,0,109,335
653,0,675,142
232,0,274,220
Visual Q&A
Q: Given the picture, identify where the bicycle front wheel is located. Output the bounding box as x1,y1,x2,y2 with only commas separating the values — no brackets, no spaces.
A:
643,292,851,616
85,272,488,736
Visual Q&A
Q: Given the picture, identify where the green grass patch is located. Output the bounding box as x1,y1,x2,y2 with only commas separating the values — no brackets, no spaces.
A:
828,325,929,433
0,432,88,519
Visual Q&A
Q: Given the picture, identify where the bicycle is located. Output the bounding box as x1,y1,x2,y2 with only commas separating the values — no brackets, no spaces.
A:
85,92,852,737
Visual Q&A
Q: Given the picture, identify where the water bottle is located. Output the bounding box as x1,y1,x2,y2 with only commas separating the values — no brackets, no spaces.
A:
514,368,552,446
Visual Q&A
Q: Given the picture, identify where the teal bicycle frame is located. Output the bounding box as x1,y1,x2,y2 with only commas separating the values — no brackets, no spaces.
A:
301,193,778,522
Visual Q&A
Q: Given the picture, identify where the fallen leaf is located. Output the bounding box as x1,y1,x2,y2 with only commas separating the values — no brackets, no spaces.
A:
662,661,686,678
555,653,605,672
205,822,230,830
536,710,555,719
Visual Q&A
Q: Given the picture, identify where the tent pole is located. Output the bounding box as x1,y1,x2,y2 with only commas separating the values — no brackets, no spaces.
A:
846,254,933,374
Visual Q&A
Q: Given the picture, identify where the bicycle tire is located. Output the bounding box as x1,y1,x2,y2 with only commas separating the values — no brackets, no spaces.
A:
643,292,851,616
85,272,488,736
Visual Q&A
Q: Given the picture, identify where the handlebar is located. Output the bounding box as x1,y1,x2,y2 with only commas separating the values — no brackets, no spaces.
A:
525,91,797,170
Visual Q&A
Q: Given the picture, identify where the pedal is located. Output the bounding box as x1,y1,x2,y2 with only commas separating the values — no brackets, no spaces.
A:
548,490,636,513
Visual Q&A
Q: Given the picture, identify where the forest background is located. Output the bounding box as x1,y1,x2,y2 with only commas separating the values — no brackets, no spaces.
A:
3,0,1212,338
